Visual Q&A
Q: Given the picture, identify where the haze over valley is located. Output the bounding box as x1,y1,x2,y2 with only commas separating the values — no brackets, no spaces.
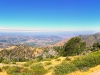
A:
0,31,94,48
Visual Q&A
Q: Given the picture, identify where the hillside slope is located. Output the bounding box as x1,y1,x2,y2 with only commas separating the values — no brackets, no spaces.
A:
79,32,100,46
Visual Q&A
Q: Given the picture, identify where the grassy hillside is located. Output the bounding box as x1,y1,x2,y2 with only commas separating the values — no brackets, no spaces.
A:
1,51,100,75
1,36,100,75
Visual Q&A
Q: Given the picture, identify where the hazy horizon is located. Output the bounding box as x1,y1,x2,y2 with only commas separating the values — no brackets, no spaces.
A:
0,28,96,32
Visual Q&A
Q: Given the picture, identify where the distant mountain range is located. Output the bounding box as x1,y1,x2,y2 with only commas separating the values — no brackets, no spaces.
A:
79,32,100,47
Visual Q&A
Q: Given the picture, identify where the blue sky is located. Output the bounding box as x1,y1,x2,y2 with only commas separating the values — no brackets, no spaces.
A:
0,0,100,31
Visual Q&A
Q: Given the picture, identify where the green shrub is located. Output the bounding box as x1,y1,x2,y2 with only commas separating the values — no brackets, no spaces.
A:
2,66,21,74
37,56,43,61
30,63,48,75
48,66,53,70
54,62,77,75
54,56,59,59
45,62,52,65
11,72,31,75
2,66,9,70
72,53,100,70
23,60,38,67
2,59,10,64
55,58,61,61
20,72,31,75
11,73,20,75
54,51,100,75
65,57,71,61
43,58,51,61
11,62,16,64
3,66,32,75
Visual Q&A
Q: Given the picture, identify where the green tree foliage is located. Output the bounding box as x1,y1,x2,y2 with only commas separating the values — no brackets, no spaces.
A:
92,42,100,51
63,37,86,56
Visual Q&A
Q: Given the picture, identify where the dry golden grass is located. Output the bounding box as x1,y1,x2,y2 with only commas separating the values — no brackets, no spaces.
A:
1,56,100,75
43,57,66,75
6,46,16,50
0,46,16,51
43,57,66,69
16,62,26,65
43,56,79,75
0,71,7,75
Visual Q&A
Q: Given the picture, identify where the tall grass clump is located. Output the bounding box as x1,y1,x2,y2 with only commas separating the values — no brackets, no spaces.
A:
55,58,61,61
23,60,38,67
30,63,48,75
45,61,52,65
2,66,31,75
43,58,51,61
2,66,21,74
65,57,71,61
54,62,77,75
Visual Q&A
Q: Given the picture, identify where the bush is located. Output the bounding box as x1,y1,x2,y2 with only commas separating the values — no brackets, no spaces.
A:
2,66,8,70
43,58,51,61
55,58,61,61
11,62,16,64
0,57,3,63
54,62,77,75
54,56,59,59
2,66,32,75
54,51,100,75
71,51,100,71
30,63,48,75
45,62,52,65
37,56,43,61
48,66,53,70
2,66,21,74
23,60,38,67
65,57,71,61
2,59,10,64
20,72,31,75
9,72,31,75
11,73,18,75
72,53,100,70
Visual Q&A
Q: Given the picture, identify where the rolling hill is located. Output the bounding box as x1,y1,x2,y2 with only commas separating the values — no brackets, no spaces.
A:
79,32,100,47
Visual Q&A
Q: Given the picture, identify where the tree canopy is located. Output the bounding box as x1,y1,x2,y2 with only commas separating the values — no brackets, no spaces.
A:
63,37,86,56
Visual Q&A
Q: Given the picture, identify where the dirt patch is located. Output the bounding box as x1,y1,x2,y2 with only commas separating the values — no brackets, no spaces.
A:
0,71,7,75
88,70,100,75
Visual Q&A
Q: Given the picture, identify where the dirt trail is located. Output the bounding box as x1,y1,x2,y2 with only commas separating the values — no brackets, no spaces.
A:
88,70,100,75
